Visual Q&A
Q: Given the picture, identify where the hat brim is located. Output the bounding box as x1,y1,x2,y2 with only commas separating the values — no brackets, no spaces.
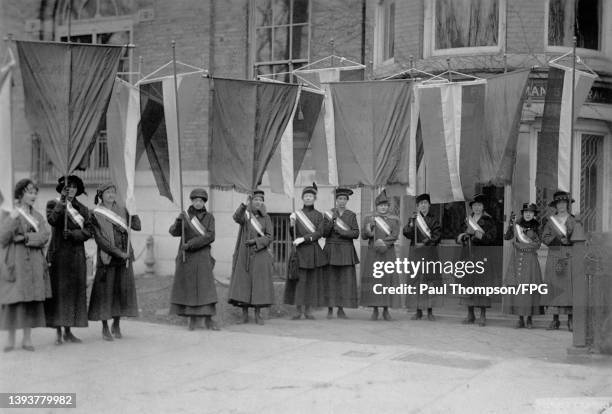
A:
549,198,575,207
56,176,85,197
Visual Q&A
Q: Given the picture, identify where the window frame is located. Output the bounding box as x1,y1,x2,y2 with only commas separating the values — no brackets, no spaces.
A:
249,0,312,80
374,0,396,67
544,0,608,58
424,0,507,57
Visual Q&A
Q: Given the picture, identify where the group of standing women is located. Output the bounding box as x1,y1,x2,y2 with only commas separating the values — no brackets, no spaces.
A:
221,184,578,331
0,176,140,351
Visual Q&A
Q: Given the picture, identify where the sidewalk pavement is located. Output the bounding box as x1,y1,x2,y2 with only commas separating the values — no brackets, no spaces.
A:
1,308,611,414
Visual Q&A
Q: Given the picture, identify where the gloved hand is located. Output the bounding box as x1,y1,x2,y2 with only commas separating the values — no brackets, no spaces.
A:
245,239,256,247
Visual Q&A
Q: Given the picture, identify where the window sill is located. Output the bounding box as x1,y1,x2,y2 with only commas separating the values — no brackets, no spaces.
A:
428,46,502,57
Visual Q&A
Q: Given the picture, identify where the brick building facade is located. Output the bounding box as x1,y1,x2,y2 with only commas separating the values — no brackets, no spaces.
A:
1,0,611,280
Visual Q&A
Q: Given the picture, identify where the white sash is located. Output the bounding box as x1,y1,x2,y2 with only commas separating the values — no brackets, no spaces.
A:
514,224,532,244
94,206,128,232
16,207,39,232
548,215,567,238
245,210,265,237
415,214,432,239
374,216,391,236
66,202,85,229
186,211,206,237
295,210,316,233
324,210,350,232
467,216,485,233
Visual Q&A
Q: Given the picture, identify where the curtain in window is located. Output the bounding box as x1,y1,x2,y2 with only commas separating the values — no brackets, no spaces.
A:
435,0,499,49
548,0,600,50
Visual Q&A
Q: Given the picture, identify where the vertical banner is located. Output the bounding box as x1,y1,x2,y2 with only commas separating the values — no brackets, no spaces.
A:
536,66,595,192
106,78,140,214
16,41,123,174
0,49,15,203
139,72,201,206
418,81,486,203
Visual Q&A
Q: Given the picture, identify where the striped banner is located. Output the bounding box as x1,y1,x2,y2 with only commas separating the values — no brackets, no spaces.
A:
418,81,486,203
536,65,596,192
107,78,139,214
139,72,202,207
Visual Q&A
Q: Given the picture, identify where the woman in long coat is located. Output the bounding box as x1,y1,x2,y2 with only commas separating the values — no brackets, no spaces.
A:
170,188,219,331
502,203,544,329
45,175,92,345
360,190,402,321
402,193,442,321
0,180,51,352
88,183,140,341
540,191,576,331
284,183,327,320
228,190,274,325
322,187,359,319
456,193,500,327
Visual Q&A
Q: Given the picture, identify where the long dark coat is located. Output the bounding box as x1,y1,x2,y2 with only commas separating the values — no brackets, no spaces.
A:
169,206,217,314
228,203,274,307
283,205,327,306
403,210,442,309
457,212,501,308
88,205,140,321
45,198,92,327
360,213,402,308
540,214,576,313
321,208,359,308
502,218,544,316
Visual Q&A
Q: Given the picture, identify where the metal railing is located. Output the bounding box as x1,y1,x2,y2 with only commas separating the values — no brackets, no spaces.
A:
32,133,111,185
270,213,291,279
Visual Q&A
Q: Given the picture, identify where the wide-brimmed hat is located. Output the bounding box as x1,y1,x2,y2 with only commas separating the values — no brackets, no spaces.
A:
548,190,574,207
416,193,431,204
520,203,538,214
302,182,318,197
334,187,353,199
469,193,487,207
189,188,208,202
56,175,85,197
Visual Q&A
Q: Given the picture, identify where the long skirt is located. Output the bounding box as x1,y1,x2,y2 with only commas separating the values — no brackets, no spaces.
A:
322,265,358,308
283,267,323,307
88,263,138,321
170,303,216,317
406,246,443,310
459,245,503,308
0,301,46,330
541,246,573,315
502,247,544,316
359,248,402,309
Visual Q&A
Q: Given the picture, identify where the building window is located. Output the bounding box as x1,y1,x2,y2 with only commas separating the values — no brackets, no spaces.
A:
425,0,505,56
548,0,601,51
374,0,395,65
252,0,310,81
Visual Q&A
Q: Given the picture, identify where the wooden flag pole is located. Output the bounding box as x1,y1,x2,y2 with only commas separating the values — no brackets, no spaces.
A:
64,3,73,238
569,35,577,198
126,214,132,268
172,40,186,263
